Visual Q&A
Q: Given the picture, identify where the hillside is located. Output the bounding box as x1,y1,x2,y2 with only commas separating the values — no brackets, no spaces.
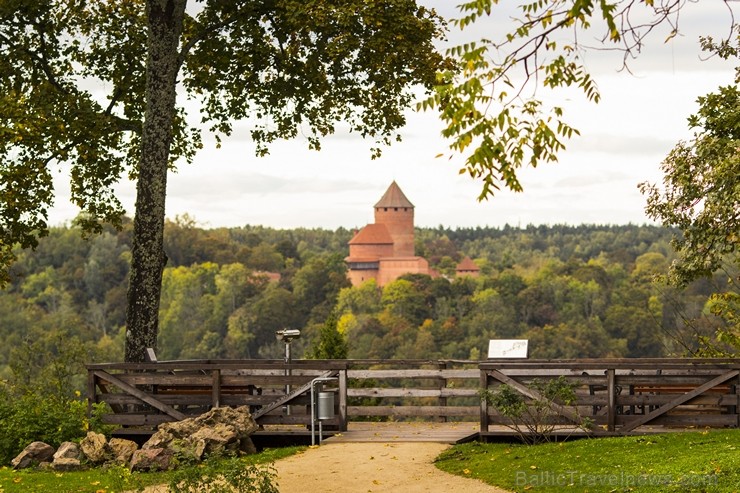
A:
1,219,733,386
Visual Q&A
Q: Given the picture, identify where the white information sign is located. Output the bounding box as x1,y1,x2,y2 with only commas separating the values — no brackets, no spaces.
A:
487,339,528,359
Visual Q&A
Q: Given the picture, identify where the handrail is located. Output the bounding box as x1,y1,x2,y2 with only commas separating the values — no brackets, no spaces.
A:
87,358,740,436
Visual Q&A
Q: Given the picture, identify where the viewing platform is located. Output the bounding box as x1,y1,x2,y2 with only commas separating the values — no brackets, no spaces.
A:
86,358,740,444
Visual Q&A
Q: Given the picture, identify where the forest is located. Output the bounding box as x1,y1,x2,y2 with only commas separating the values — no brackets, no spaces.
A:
1,216,735,385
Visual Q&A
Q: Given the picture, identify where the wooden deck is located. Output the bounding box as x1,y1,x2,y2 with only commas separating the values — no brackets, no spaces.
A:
325,422,479,444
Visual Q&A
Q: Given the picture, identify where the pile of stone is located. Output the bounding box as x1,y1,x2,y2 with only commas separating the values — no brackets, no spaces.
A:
10,405,259,472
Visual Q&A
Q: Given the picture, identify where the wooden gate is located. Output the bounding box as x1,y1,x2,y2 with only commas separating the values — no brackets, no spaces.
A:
479,358,740,437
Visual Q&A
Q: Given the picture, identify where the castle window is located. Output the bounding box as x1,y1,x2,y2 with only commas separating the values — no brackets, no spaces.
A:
348,261,379,270
394,207,398,211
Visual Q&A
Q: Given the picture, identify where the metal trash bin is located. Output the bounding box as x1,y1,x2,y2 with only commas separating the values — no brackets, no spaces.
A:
317,391,335,420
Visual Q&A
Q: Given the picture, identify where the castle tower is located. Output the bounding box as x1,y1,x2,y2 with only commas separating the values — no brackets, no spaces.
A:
373,181,415,257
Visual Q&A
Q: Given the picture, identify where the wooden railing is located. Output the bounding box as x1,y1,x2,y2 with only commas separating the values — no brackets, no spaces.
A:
480,358,740,436
87,359,482,431
87,358,740,437
345,360,479,421
87,360,350,430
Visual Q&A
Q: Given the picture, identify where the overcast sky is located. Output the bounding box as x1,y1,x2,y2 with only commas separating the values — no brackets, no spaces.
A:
49,1,738,231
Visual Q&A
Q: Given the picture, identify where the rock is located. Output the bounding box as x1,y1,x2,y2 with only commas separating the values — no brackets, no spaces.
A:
80,431,110,464
130,448,174,472
191,422,239,456
53,442,81,461
109,438,138,465
11,442,55,469
143,406,258,460
240,436,257,455
51,457,83,471
166,437,207,462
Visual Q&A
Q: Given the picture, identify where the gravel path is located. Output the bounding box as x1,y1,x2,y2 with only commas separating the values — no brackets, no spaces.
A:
273,441,509,493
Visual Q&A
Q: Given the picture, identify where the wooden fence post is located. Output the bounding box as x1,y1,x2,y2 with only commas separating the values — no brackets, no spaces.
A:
87,370,96,418
479,368,489,434
438,361,448,423
606,368,616,432
211,369,221,409
339,368,348,431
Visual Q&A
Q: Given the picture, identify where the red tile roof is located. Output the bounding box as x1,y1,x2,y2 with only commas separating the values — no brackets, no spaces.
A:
349,223,393,245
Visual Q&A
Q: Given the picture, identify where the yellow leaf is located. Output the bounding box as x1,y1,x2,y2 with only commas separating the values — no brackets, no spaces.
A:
463,468,471,475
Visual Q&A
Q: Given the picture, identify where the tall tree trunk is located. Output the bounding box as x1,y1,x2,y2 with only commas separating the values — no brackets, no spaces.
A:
125,0,186,362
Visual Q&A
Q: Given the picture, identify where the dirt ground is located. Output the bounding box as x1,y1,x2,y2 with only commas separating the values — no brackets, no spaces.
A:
273,441,509,493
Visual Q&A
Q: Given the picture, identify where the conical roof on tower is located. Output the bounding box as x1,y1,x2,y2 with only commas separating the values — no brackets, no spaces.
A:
374,181,414,209
456,256,480,272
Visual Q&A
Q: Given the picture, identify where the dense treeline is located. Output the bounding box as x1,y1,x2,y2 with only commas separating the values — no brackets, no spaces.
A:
1,217,734,382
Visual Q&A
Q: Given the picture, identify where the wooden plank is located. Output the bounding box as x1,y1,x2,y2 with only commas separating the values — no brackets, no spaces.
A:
225,376,316,386
620,370,740,432
615,394,738,407
589,414,740,427
619,375,734,386
480,359,740,371
118,374,213,385
91,370,186,421
348,406,479,417
101,394,267,406
347,369,479,379
258,415,339,426
346,388,479,398
102,414,176,426
86,358,740,373
325,422,479,444
87,360,350,372
118,374,317,386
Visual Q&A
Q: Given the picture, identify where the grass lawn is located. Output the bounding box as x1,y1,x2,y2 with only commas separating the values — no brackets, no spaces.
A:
0,446,303,493
435,429,740,492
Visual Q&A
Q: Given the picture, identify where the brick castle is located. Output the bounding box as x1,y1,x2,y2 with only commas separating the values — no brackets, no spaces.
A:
345,181,479,287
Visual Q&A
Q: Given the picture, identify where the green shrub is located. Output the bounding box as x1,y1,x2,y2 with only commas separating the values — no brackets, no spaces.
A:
480,376,592,444
168,456,279,493
0,384,113,465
